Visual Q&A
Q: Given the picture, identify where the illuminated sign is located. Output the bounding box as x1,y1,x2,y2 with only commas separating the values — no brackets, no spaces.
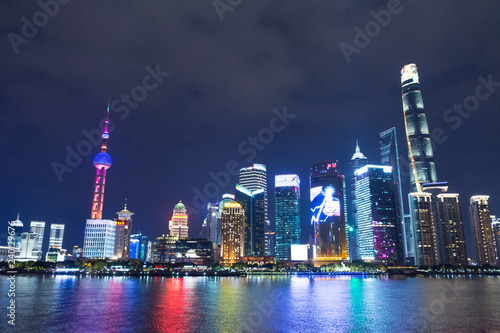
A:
311,185,341,224
275,174,300,188
224,202,241,208
291,244,308,261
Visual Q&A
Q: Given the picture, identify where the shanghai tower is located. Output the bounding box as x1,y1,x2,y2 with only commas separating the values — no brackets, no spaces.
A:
401,64,437,192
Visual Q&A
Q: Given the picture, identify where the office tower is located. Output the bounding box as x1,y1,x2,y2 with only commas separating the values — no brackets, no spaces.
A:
401,64,438,192
29,221,45,252
350,141,367,261
151,235,179,263
275,174,301,261
169,201,189,238
403,214,415,261
83,220,116,258
220,201,244,265
433,194,467,265
48,224,65,249
175,239,214,265
129,233,149,260
202,203,218,242
379,127,406,257
470,196,496,265
83,104,116,258
491,215,500,263
16,232,41,261
11,214,23,249
235,184,266,256
114,201,133,259
310,162,348,261
218,194,235,244
409,192,438,266
239,164,271,254
355,165,401,264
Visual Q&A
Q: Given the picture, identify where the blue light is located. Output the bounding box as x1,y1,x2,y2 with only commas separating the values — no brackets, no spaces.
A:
93,153,112,167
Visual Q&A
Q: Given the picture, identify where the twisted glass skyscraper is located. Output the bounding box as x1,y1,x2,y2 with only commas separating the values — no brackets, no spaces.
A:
401,64,437,192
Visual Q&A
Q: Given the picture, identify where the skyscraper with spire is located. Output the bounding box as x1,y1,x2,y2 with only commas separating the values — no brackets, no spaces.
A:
83,101,116,259
350,141,367,261
114,199,133,259
401,64,437,192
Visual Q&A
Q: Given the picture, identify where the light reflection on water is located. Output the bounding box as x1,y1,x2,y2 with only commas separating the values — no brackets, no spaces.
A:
2,275,500,332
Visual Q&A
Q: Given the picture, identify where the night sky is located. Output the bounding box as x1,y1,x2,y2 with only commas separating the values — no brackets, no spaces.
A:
2,1,500,256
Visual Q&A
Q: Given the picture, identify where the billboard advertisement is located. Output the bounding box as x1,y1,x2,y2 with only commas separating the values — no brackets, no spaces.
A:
310,185,341,224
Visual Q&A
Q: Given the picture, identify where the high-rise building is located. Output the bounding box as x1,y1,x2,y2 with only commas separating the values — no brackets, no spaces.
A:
310,162,348,261
355,165,401,264
379,127,406,258
30,221,45,252
218,194,235,244
409,192,438,266
491,215,500,263
275,174,301,261
401,64,438,192
83,220,116,258
220,201,245,266
470,196,496,265
10,214,23,250
83,103,116,258
169,201,189,238
434,194,467,266
239,164,271,254
16,232,41,261
235,184,266,257
48,224,65,249
129,232,149,260
114,201,133,259
202,203,219,243
350,141,367,261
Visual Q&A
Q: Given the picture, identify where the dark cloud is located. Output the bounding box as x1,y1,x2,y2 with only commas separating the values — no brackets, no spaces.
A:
1,0,499,255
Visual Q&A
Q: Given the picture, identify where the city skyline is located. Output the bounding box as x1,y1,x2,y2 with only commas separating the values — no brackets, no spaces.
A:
1,2,499,259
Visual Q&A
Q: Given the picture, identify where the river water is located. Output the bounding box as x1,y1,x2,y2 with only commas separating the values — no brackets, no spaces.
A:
2,274,500,332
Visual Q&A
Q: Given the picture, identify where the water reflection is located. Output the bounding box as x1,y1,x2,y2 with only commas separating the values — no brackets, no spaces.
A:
4,275,500,332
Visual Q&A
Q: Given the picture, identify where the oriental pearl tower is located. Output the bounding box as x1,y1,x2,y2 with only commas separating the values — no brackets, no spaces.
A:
90,101,113,220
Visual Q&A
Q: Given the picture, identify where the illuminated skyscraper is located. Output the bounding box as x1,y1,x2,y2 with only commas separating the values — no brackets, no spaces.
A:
275,174,301,261
30,221,45,252
235,184,265,256
129,232,149,260
239,164,271,254
169,201,189,238
401,64,437,192
491,215,500,263
470,196,496,265
202,203,219,243
379,127,406,258
434,194,467,266
310,162,348,261
83,102,116,259
355,165,401,264
48,224,65,249
114,201,133,259
220,201,245,266
350,141,367,261
409,192,437,266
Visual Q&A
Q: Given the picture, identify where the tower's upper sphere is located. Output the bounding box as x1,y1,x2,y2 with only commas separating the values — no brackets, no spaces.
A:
93,152,112,169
